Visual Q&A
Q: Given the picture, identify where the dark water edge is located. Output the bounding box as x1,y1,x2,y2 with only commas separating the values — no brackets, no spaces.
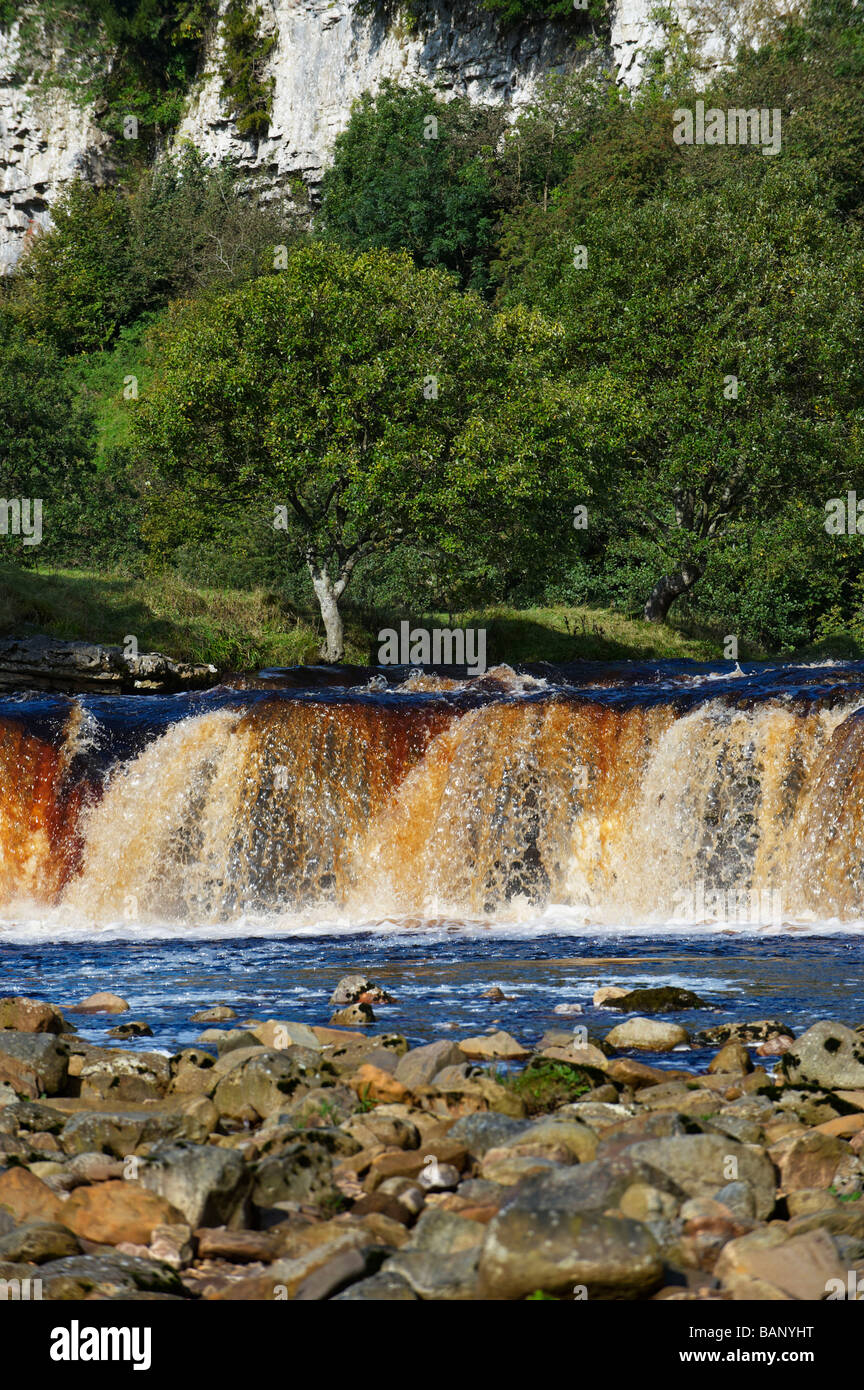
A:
2,930,862,1070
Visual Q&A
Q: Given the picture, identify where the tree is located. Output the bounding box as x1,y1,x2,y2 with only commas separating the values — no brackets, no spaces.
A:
14,152,300,356
131,244,584,660
319,80,507,293
0,309,96,564
129,145,300,303
502,163,864,622
16,183,141,354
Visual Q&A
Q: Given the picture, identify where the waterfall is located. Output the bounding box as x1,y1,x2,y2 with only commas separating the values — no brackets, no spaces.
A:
1,664,862,927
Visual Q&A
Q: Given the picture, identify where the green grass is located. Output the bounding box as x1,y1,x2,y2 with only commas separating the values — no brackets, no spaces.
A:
0,564,367,669
70,317,159,457
1,565,859,672
449,603,740,664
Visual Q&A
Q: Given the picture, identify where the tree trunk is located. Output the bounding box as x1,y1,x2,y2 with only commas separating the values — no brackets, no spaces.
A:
643,561,703,623
308,566,345,662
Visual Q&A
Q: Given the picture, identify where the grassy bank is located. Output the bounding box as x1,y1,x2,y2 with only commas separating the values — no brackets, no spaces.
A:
0,564,859,670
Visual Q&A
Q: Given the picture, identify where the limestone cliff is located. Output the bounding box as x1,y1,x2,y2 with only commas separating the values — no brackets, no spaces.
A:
0,0,804,273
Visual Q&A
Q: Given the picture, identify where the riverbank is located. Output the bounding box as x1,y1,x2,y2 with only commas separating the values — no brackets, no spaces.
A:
7,563,856,674
0,981,862,1301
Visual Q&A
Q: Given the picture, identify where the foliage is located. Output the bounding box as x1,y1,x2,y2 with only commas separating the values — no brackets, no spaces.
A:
14,149,298,354
62,1,217,145
218,0,275,140
482,0,608,26
319,80,508,293
129,243,586,658
129,146,298,301
0,308,97,563
500,161,864,621
16,183,141,354
501,1059,593,1114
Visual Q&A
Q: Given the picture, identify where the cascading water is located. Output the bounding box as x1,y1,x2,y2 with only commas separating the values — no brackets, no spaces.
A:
1,661,864,930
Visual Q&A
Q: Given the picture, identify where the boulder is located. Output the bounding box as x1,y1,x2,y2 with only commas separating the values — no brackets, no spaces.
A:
604,1018,689,1052
251,1141,338,1210
480,1116,598,1167
458,1031,530,1061
194,1228,281,1262
625,1135,777,1219
394,1041,467,1090
447,1113,532,1158
107,1022,153,1039
0,1100,65,1135
77,1050,171,1102
0,998,73,1035
190,1006,237,1023
37,1252,186,1299
330,1004,375,1026
404,1207,486,1254
60,1098,218,1157
138,1141,250,1228
693,1020,793,1046
71,993,130,1014
351,1064,408,1104
593,987,628,1007
253,1020,321,1052
607,987,707,1013
708,1042,753,1075
384,1247,481,1300
781,1021,864,1090
63,1181,185,1246
478,1205,663,1300
210,1232,373,1300
212,1048,321,1120
329,975,372,1007
0,1221,80,1264
0,1032,68,1099
715,1226,847,1300
772,1131,849,1192
0,1168,66,1223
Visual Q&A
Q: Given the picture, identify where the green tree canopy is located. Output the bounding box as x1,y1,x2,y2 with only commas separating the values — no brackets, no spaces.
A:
319,80,507,293
130,243,585,659
502,163,864,621
0,309,96,563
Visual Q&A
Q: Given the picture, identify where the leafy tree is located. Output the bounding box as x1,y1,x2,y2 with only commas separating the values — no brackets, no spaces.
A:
16,183,141,354
129,146,300,302
719,0,864,221
0,309,96,565
505,164,864,621
319,80,507,293
131,244,584,660
14,152,299,355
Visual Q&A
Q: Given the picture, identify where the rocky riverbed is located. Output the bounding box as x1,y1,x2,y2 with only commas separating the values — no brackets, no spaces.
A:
1,986,863,1302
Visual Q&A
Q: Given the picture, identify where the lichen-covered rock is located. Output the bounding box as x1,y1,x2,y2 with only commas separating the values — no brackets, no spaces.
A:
781,1021,864,1091
138,1142,250,1228
0,1031,68,1099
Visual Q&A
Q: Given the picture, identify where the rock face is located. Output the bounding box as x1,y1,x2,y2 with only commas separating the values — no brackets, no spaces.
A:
0,0,803,274
0,636,218,693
